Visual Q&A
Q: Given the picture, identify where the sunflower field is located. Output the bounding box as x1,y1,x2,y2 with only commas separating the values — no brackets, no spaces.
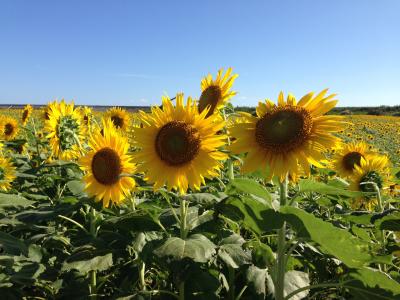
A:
0,68,400,300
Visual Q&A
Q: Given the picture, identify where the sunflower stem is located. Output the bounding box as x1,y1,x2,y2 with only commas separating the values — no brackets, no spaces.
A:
374,184,387,272
275,177,288,300
139,260,146,291
89,207,97,300
178,198,188,300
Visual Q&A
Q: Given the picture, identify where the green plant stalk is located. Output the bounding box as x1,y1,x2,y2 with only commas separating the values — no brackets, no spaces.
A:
374,184,387,272
89,207,97,300
139,261,146,291
228,266,235,300
275,178,288,300
179,198,188,300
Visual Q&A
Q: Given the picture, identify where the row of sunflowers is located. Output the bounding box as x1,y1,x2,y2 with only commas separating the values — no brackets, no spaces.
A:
0,68,399,299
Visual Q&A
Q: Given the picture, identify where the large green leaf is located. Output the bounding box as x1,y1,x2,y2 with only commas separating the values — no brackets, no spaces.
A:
280,206,372,268
346,267,400,299
375,211,400,231
154,234,216,263
62,253,113,273
218,233,251,268
0,194,35,209
227,178,272,204
0,232,28,256
298,179,362,197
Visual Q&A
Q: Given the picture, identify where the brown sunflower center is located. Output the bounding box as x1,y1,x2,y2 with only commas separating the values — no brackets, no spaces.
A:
342,152,363,171
255,106,313,153
198,85,222,117
91,147,121,185
155,121,201,166
22,110,29,121
5,123,14,136
111,115,124,128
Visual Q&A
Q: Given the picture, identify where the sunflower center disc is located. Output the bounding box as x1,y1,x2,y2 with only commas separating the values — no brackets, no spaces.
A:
342,151,363,171
360,171,383,193
22,110,29,121
4,124,13,136
198,85,222,117
91,147,122,185
111,116,124,128
255,107,313,153
155,121,201,166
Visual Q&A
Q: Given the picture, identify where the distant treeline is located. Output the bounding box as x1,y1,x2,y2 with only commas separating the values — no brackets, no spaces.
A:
1,104,400,116
235,105,400,116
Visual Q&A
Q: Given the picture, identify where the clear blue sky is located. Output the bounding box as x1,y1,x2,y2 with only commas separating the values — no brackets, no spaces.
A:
1,0,399,107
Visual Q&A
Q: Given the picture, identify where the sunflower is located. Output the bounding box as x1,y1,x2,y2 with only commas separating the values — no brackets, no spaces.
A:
21,104,33,126
229,89,343,180
0,155,16,191
79,118,136,207
133,93,228,194
104,107,130,131
331,142,374,177
43,100,57,121
44,100,84,160
0,116,19,140
78,106,93,131
349,155,391,211
198,68,238,117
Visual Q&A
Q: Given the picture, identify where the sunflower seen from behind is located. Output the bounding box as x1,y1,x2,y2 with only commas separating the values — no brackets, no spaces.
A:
104,107,130,131
198,68,238,118
349,155,391,211
229,89,343,180
21,104,33,126
44,100,84,160
79,118,136,207
133,93,228,194
0,155,16,191
0,116,19,141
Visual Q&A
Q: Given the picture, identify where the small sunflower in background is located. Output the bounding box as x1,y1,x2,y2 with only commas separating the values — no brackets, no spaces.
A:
78,106,93,131
0,155,16,191
79,118,136,207
229,89,343,181
332,142,374,177
45,100,84,160
198,67,238,118
349,155,391,211
21,104,33,126
133,93,228,194
0,116,19,140
43,100,58,121
104,107,130,131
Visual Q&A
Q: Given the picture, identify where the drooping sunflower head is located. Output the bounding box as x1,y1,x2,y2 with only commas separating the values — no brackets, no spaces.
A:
229,89,344,181
133,93,228,194
21,104,33,126
0,156,16,191
198,68,238,117
0,116,19,141
104,107,130,131
349,155,391,211
79,118,136,207
44,100,84,160
332,141,374,177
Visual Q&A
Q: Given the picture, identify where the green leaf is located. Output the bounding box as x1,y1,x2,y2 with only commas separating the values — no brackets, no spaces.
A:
0,193,35,209
154,234,216,263
218,233,251,268
0,232,28,256
346,267,400,299
246,265,267,296
228,178,272,204
62,253,113,273
280,206,372,268
66,180,86,196
375,212,400,231
298,179,362,197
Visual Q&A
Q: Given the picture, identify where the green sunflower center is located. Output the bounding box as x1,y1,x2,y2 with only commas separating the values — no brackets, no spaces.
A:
0,167,5,181
342,152,363,171
91,147,121,185
57,116,80,151
5,123,14,136
255,106,313,153
111,115,124,128
155,121,201,166
360,171,383,193
198,85,222,117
